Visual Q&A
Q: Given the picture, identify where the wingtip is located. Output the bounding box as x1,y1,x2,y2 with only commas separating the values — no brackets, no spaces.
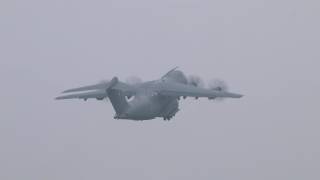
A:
225,92,244,98
238,94,244,98
62,90,71,93
55,97,63,100
235,94,244,98
62,88,82,93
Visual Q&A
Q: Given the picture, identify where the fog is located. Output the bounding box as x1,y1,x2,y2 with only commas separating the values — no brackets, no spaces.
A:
0,0,319,179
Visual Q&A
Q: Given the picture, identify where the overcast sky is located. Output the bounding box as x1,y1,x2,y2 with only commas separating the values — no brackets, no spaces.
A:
1,0,319,180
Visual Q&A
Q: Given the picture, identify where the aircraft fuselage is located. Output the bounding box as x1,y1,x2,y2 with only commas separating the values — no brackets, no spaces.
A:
115,92,179,120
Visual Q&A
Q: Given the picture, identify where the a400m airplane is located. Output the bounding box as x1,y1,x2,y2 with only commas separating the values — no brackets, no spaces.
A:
56,67,243,121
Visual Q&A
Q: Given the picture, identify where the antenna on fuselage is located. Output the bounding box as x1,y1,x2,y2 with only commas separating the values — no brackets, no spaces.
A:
161,66,179,80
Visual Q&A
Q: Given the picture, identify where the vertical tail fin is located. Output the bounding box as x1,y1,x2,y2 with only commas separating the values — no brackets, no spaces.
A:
161,66,179,79
107,89,129,115
101,77,130,115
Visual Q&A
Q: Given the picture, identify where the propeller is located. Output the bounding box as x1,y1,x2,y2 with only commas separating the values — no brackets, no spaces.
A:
208,79,228,101
98,79,110,85
187,75,205,100
188,75,205,88
126,76,143,85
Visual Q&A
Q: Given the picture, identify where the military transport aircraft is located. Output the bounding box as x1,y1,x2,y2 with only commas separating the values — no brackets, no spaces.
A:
56,67,243,121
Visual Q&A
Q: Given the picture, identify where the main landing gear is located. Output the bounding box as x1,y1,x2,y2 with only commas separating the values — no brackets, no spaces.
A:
163,117,172,121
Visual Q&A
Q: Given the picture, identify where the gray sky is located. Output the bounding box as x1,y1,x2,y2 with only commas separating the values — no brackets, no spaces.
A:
1,0,319,179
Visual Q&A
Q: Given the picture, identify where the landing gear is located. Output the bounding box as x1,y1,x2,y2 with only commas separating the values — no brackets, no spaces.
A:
163,117,171,121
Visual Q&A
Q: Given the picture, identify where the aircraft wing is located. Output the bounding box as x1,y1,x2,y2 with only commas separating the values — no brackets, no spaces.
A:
56,77,136,100
157,82,243,99
55,90,107,100
62,81,132,93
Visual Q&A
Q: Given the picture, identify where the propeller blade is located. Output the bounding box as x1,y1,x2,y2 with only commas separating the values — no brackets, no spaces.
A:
188,75,205,88
208,79,229,101
125,76,142,85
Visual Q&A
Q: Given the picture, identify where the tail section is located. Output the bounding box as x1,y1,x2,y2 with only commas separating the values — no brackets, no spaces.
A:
107,89,129,116
104,77,130,116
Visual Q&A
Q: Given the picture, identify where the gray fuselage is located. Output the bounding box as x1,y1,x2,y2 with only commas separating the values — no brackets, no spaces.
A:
115,81,179,120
